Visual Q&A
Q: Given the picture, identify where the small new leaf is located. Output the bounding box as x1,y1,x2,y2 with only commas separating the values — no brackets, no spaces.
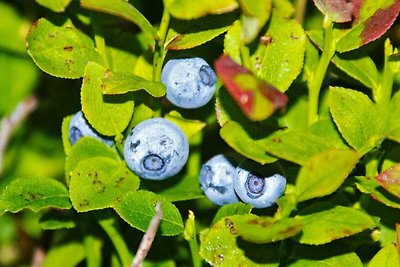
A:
376,164,400,199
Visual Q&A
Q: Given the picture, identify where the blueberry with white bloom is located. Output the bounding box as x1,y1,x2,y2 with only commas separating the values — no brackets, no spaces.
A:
69,111,114,146
161,57,217,109
234,160,286,208
123,118,189,180
200,154,240,206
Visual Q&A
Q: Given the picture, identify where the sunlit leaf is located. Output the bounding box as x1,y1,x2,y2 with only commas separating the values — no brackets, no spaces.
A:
81,62,134,136
296,149,360,202
35,0,72,12
289,252,363,267
295,203,376,245
376,164,400,199
212,203,252,225
0,177,71,213
114,190,184,236
356,176,400,209
239,0,272,43
165,0,238,20
26,18,102,79
312,0,354,23
251,12,306,91
368,243,399,267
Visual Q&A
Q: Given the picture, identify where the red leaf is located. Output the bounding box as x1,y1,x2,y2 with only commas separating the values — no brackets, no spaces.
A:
313,0,355,23
359,1,400,46
376,163,400,198
214,55,288,121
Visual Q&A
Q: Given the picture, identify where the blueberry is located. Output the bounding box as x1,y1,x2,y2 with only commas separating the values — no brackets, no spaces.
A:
199,155,240,206
123,118,189,180
234,160,286,208
161,57,217,109
68,111,114,146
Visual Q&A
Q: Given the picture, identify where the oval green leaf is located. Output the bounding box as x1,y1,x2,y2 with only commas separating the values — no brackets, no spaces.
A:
0,177,71,213
295,203,376,245
296,149,360,202
251,12,306,92
81,62,134,136
368,243,399,267
35,0,72,12
26,17,102,79
42,242,85,267
212,203,252,225
165,0,238,20
69,157,140,212
102,71,166,97
114,190,184,236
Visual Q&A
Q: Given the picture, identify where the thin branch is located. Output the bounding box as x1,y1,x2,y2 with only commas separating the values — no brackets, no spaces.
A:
131,202,163,267
0,95,38,175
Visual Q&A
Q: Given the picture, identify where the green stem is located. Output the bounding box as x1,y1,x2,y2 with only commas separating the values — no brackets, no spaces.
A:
91,12,110,69
308,21,335,125
153,8,170,82
188,236,201,267
376,54,394,107
98,217,132,267
83,233,102,267
294,0,308,24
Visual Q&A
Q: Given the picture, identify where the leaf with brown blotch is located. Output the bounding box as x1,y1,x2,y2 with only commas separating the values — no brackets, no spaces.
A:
376,163,400,199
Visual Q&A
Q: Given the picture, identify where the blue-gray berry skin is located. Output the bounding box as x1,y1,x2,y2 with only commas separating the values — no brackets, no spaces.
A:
200,155,240,206
234,160,286,208
123,118,189,180
161,57,217,109
69,111,114,146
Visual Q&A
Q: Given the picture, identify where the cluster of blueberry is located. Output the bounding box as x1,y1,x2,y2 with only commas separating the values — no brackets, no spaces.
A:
68,57,286,208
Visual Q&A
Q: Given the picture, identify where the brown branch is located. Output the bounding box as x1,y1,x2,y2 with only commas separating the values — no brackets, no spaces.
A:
0,96,38,176
131,202,163,267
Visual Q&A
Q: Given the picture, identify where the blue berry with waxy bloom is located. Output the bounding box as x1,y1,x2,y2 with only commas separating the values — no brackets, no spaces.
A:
69,111,114,146
161,57,217,109
200,154,240,206
234,160,286,208
123,118,189,180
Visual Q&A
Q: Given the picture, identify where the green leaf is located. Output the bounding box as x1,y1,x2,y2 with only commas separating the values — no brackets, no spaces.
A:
368,243,399,267
335,0,400,52
69,157,140,212
39,210,76,230
376,163,400,198
251,12,306,92
165,0,238,20
215,55,288,121
264,129,332,166
385,91,400,142
35,0,72,12
355,176,400,209
80,0,157,41
165,13,234,50
0,177,71,213
223,20,242,65
26,17,102,79
42,242,85,267
296,149,360,202
164,111,206,140
102,70,166,97
220,121,276,164
199,217,279,266
65,137,119,185
289,252,363,267
329,87,383,152
239,0,272,44
212,203,252,225
307,30,379,89
81,62,134,136
295,203,377,245
61,115,73,156
232,214,302,243
114,190,184,236
154,175,204,202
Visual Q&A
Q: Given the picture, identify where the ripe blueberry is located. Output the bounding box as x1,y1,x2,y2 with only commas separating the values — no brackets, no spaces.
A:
123,118,189,180
68,111,114,146
161,57,217,109
234,160,286,208
199,154,240,206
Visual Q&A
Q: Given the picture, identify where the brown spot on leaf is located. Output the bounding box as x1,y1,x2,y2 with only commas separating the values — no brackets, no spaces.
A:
225,218,237,235
104,69,111,78
48,33,55,38
66,26,73,30
79,199,90,207
32,20,40,28
63,46,73,52
272,137,281,143
260,35,273,45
